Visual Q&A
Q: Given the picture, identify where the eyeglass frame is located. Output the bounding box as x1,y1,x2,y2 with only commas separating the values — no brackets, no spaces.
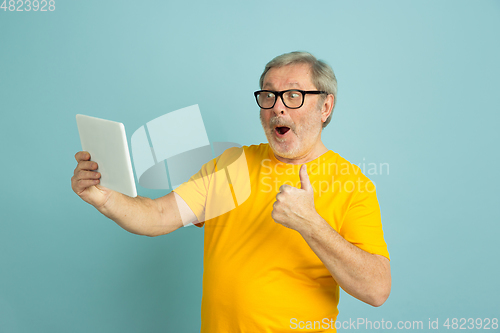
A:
254,89,328,109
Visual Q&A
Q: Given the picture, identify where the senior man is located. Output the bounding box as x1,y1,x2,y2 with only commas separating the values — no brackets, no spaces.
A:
72,51,390,332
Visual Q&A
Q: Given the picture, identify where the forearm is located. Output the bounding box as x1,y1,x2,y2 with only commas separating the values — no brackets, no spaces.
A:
299,215,391,307
97,191,166,237
72,151,182,236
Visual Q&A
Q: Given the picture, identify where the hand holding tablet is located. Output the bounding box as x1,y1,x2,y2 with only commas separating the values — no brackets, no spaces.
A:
72,151,114,208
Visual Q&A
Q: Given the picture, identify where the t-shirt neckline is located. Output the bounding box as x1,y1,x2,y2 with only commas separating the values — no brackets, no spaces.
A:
265,144,334,167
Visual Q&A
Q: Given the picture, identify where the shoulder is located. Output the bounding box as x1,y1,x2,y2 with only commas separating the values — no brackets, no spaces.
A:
325,151,367,177
213,143,268,169
317,151,376,194
243,143,270,155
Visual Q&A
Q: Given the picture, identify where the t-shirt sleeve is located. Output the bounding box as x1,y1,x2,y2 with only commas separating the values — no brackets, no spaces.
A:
339,185,390,260
173,147,248,227
173,158,216,227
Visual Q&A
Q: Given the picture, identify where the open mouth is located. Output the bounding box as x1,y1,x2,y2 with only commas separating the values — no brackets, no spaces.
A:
275,126,290,135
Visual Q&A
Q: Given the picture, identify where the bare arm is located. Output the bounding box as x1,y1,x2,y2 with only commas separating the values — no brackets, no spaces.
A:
299,216,391,306
272,165,391,307
71,151,197,236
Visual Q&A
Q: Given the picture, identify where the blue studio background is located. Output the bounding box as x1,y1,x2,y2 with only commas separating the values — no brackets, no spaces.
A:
1,1,499,332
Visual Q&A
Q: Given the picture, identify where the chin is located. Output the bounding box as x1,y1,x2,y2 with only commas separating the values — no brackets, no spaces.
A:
268,138,301,159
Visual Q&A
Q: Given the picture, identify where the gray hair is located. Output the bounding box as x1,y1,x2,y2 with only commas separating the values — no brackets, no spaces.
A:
259,51,337,128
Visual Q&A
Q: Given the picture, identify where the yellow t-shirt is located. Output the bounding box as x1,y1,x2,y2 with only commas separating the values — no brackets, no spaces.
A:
174,143,389,333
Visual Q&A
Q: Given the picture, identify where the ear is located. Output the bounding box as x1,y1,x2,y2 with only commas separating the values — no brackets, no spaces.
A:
320,94,335,123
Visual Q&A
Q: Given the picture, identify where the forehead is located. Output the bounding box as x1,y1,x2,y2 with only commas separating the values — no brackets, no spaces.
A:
262,63,315,90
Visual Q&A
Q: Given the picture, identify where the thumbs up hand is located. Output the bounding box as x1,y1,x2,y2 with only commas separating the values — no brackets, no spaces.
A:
299,163,314,194
271,164,319,234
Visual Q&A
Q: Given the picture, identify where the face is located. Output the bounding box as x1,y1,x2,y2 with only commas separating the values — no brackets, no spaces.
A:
259,63,328,161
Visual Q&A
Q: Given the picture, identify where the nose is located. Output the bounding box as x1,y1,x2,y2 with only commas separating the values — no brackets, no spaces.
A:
272,94,287,116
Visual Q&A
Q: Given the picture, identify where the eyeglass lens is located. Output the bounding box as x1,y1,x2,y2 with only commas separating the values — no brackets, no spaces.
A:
256,90,304,109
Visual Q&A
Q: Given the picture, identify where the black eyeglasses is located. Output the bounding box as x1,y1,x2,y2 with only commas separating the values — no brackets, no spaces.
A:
254,89,327,109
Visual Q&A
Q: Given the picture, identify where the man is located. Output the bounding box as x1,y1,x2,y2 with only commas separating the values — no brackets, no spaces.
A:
72,51,390,332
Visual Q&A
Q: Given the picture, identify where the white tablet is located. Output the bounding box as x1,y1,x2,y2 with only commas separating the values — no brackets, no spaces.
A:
76,114,137,197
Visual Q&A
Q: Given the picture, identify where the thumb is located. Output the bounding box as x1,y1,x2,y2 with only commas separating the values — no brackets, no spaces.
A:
299,164,313,193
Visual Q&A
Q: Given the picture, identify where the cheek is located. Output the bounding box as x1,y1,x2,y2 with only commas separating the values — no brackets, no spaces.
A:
260,110,269,123
296,113,321,134
295,113,313,128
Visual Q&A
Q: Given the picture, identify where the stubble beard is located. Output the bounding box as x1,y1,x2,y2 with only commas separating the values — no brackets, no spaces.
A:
260,110,322,160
